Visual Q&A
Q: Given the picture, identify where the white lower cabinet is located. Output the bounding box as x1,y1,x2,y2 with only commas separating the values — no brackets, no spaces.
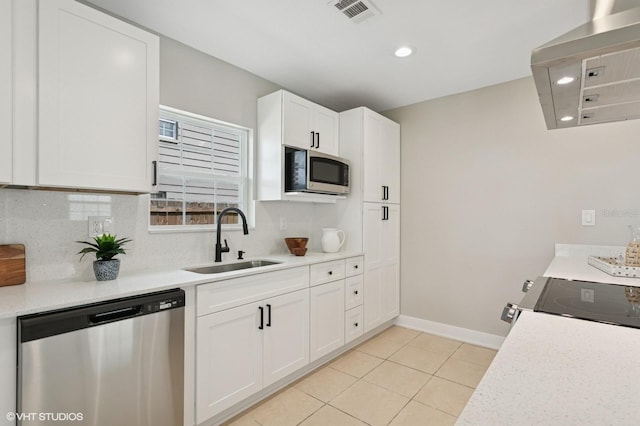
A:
363,203,400,332
309,280,345,362
196,288,309,423
345,305,364,344
196,301,262,422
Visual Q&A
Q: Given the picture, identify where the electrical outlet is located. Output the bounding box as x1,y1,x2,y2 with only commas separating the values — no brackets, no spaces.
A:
88,216,114,238
279,217,288,231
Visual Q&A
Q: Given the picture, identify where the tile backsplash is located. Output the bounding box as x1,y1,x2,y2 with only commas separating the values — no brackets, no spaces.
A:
0,189,340,282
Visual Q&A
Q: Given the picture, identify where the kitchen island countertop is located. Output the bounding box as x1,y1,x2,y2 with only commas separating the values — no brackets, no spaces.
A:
457,310,640,425
458,244,640,425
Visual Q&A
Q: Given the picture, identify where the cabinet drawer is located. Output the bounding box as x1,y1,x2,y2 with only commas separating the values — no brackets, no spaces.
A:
197,266,309,316
345,275,363,310
309,260,345,287
345,256,364,277
345,306,364,344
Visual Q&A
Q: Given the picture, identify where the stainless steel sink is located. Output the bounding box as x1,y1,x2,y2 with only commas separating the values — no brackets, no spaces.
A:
185,260,281,274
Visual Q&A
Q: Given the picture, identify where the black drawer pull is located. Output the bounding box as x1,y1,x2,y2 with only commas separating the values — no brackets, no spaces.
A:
258,306,264,330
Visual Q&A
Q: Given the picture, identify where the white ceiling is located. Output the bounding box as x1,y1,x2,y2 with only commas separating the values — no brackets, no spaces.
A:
87,0,591,112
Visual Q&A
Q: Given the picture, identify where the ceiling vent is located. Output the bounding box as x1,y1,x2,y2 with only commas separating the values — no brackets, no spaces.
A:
331,0,380,23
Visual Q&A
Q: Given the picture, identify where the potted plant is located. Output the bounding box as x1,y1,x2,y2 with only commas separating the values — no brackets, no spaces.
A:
77,233,132,281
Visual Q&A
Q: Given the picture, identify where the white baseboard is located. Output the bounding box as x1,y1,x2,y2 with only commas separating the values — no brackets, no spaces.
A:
395,315,505,350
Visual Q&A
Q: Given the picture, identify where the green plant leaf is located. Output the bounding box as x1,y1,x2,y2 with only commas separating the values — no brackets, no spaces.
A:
76,233,132,261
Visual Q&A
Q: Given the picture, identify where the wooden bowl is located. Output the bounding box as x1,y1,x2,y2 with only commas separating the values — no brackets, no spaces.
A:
291,247,308,256
285,237,308,255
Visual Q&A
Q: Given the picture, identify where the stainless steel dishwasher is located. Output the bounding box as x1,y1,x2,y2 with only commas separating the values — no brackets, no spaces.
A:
17,289,185,426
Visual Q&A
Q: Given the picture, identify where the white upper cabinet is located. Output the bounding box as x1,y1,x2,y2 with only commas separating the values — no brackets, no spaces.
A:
281,90,339,156
0,0,12,184
257,90,341,202
37,0,159,192
362,109,400,204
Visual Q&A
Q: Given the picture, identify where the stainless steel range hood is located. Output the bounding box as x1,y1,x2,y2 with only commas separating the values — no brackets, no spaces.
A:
531,6,640,129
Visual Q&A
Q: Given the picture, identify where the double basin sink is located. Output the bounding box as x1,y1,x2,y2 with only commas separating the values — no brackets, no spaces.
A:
185,260,281,274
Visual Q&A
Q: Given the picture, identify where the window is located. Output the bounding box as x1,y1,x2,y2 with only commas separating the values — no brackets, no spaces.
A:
150,106,252,230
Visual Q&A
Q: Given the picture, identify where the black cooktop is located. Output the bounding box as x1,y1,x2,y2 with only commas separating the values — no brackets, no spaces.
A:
535,278,640,329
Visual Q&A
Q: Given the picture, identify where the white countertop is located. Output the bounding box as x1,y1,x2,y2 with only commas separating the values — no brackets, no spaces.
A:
544,255,640,286
0,251,362,319
458,244,640,425
457,310,640,426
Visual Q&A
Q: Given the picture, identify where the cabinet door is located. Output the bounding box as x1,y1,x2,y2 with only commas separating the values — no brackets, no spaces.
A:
363,203,383,332
263,289,309,387
381,119,401,204
0,318,16,423
38,0,159,192
0,0,11,184
313,104,339,155
381,204,400,322
310,280,345,362
362,109,384,203
196,303,262,423
282,91,314,150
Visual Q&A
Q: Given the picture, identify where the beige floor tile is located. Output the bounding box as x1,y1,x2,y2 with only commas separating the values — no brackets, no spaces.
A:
330,350,384,378
299,405,367,426
363,360,431,398
388,345,452,374
330,380,409,426
414,376,474,416
356,334,406,359
436,357,488,388
407,333,462,355
248,388,323,426
295,366,357,402
389,401,456,426
222,413,261,426
451,343,497,367
377,325,421,345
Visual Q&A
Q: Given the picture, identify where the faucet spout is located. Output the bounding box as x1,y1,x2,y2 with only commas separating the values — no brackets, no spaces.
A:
215,207,249,262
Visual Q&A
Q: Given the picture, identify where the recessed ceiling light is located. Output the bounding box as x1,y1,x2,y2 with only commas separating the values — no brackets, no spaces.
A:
556,76,575,85
560,116,574,122
395,46,413,58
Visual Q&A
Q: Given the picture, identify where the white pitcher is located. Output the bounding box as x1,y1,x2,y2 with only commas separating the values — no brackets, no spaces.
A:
321,228,345,253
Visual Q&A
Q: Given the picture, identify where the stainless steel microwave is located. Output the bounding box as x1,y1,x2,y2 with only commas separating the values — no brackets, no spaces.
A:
284,147,350,195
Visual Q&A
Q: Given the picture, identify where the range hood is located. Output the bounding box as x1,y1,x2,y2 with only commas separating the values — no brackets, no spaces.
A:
531,7,640,129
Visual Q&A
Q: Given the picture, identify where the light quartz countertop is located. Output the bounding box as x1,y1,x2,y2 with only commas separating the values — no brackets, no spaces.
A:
0,251,362,319
457,310,640,426
458,244,640,425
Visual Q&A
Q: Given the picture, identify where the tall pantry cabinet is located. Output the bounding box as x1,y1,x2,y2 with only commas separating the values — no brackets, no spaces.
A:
339,107,401,333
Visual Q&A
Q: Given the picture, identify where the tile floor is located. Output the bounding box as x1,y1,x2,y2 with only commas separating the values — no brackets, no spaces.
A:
224,326,497,426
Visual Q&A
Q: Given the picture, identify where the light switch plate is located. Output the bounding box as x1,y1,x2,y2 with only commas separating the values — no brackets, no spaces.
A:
581,210,596,226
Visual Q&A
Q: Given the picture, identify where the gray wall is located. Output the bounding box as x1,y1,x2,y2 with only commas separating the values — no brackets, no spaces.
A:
384,77,640,336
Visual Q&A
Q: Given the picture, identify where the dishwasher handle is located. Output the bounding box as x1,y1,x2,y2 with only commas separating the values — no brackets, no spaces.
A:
89,305,143,324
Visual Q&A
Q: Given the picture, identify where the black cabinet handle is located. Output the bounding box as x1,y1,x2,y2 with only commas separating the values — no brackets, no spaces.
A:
354,290,359,295
258,306,264,330
310,131,315,147
266,304,272,327
328,270,333,275
354,322,359,327
381,185,385,200
316,132,320,149
354,265,358,270
385,186,389,200
152,160,158,186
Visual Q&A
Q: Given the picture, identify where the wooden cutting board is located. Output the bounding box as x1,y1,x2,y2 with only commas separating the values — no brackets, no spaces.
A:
0,244,26,286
